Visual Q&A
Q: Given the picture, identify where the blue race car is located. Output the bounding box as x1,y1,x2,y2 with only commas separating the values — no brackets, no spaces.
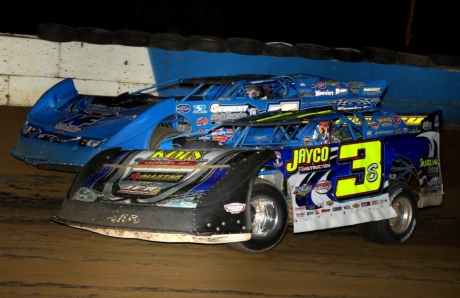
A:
51,105,443,253
11,74,386,172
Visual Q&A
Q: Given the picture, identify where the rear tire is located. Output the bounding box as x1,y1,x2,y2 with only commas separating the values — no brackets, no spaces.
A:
358,181,418,244
225,178,288,253
149,127,180,149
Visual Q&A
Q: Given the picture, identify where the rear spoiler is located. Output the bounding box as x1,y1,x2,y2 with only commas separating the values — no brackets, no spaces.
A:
395,110,442,131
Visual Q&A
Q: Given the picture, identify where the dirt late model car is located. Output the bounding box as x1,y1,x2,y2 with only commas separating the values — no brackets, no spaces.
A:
51,105,443,253
11,73,386,172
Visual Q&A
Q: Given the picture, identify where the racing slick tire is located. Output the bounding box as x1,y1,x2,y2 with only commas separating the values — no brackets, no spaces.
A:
36,23,76,42
264,42,295,57
149,126,181,149
358,181,419,244
395,52,430,67
150,33,190,51
189,35,227,53
295,43,332,60
427,53,460,68
75,27,114,45
363,47,396,64
333,47,365,62
227,37,264,55
114,29,150,47
225,178,288,253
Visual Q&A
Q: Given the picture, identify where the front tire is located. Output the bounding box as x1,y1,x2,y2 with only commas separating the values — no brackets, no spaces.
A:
225,178,288,253
149,127,180,149
358,181,419,244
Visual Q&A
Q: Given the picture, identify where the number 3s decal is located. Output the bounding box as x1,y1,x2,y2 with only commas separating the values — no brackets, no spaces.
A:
335,140,383,200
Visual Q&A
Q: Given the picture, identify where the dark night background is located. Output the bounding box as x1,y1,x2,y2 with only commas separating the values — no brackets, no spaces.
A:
0,0,457,56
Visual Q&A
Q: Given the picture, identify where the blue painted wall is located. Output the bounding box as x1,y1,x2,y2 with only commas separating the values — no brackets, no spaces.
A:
148,49,460,129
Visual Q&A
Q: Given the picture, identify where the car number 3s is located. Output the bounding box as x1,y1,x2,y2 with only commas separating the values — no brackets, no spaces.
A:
334,140,383,200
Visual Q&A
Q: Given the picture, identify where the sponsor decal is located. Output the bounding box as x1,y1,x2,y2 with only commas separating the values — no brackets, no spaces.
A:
376,116,393,126
286,146,331,174
294,183,313,196
321,208,330,213
266,100,300,112
422,121,432,131
306,211,315,216
273,151,283,167
193,104,207,113
224,203,246,214
401,116,424,124
108,214,140,224
332,206,342,212
371,200,379,205
317,81,326,88
315,90,334,96
176,104,190,114
343,82,365,93
395,128,402,133
326,200,334,206
299,89,313,97
127,172,187,183
434,115,440,128
361,201,371,207
138,150,205,166
326,80,339,86
375,130,394,135
296,211,306,218
212,135,227,142
344,205,351,209
196,117,209,126
420,157,439,167
391,113,401,124
370,122,379,129
119,184,161,195
315,210,321,215
314,180,332,194
210,103,250,113
335,88,348,95
363,87,381,92
53,123,82,133
352,203,360,208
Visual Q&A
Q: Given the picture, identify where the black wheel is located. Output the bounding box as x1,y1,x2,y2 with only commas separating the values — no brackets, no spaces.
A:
333,47,365,62
149,127,181,149
225,178,288,253
295,43,332,60
36,23,75,42
75,27,113,45
227,37,264,55
189,35,227,53
264,42,295,57
395,52,430,67
358,181,419,244
363,47,396,64
150,33,189,51
114,29,150,47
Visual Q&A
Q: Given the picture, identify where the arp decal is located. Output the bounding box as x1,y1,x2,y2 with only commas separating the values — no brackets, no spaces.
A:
119,184,161,195
176,104,190,114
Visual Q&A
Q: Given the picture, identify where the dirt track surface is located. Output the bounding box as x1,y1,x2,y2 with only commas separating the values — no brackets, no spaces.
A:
0,106,459,298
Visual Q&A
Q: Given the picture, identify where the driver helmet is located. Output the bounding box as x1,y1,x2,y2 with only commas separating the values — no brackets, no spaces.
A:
245,85,262,99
